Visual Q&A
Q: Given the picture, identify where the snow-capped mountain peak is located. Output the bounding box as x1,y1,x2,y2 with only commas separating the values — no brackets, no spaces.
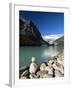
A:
42,34,63,44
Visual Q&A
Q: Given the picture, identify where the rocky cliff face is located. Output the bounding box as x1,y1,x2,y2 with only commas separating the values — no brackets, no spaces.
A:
19,17,48,46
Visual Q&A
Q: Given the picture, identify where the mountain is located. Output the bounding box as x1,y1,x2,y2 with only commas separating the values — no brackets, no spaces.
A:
19,17,49,46
54,36,64,45
42,34,63,45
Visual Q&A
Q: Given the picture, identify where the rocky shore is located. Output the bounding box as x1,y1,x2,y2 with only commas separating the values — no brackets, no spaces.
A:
19,54,64,79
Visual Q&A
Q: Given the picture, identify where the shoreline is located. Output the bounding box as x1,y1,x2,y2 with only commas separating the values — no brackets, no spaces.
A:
19,53,64,79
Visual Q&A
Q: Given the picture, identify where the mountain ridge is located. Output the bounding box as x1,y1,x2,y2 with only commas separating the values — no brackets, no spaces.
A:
19,17,49,46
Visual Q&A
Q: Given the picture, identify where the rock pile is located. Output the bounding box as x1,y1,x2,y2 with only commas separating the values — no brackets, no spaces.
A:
20,54,64,79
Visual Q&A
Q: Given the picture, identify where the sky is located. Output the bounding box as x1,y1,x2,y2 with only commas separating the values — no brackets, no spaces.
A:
19,10,64,36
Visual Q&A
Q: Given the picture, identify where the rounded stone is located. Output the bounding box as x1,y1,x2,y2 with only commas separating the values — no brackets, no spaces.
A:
53,63,58,70
49,60,54,64
47,62,52,68
29,74,38,79
20,76,28,79
40,63,46,71
55,70,64,77
37,70,53,78
53,63,64,74
57,58,64,65
21,70,30,77
29,63,38,74
43,74,53,78
32,57,36,63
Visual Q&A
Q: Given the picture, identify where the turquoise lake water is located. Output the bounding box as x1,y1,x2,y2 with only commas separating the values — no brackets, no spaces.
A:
19,45,63,68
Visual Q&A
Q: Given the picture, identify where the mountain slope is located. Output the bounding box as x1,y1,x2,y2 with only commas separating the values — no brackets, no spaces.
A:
54,36,64,45
19,17,48,46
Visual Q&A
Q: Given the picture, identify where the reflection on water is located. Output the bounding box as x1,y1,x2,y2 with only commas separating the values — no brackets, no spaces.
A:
42,46,59,58
19,46,64,67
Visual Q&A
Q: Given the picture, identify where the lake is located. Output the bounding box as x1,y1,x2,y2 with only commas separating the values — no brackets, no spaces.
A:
19,45,64,68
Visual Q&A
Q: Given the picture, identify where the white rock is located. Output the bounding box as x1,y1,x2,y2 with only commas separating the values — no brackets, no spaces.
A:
57,58,64,65
32,57,36,63
48,70,53,75
53,64,58,70
29,57,38,74
45,66,53,75
29,74,33,79
58,66,64,74
53,63,64,74
43,74,53,78
37,70,47,78
45,66,50,71
47,62,52,68
49,60,54,64
29,63,38,74
61,55,64,60
20,76,28,79
55,70,64,77
21,70,29,77
37,71,41,78
40,63,46,71
29,74,38,79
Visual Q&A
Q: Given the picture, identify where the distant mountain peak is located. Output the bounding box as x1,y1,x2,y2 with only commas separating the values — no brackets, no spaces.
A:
42,34,64,45
42,34,63,41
